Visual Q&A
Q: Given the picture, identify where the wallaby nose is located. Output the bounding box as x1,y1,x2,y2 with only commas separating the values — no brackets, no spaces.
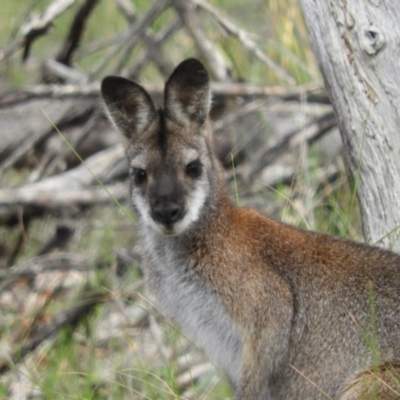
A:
153,203,182,225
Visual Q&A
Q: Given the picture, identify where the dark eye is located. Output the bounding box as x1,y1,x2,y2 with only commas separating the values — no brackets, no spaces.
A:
186,161,202,178
132,168,147,185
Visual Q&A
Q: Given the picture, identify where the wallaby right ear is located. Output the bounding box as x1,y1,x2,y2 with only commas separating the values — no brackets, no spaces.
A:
101,76,157,139
164,58,211,127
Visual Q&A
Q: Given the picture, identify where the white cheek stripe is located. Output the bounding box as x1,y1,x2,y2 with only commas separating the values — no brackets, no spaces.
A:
173,181,209,235
132,190,156,229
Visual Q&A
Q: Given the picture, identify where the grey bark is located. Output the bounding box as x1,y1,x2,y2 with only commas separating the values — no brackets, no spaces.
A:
299,0,400,251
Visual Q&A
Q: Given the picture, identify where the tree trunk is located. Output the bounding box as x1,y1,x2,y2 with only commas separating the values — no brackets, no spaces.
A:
299,0,400,251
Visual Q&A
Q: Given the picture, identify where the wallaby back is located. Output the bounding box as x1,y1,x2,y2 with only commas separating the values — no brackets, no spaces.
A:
102,59,400,400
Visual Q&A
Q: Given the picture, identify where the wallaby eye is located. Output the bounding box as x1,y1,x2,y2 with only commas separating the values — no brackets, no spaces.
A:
186,161,202,178
132,168,147,185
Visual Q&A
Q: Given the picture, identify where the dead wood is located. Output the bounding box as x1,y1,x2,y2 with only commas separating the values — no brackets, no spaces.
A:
0,81,328,106
55,0,100,68
127,18,182,80
0,289,106,374
0,183,126,213
36,223,75,256
194,0,297,84
0,0,77,62
27,107,105,180
300,0,400,250
116,0,175,78
6,216,31,268
87,0,171,79
0,144,128,216
0,97,95,171
42,59,89,84
0,83,100,105
173,0,229,81
0,252,90,282
238,110,337,180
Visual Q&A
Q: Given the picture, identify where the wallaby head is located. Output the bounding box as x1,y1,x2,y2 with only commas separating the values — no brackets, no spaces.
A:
102,59,221,236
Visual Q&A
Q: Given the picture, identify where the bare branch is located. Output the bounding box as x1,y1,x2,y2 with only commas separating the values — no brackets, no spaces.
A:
0,290,106,374
173,0,229,80
115,0,175,78
88,0,171,78
56,0,100,67
238,110,337,180
0,81,327,106
42,59,88,83
0,0,77,62
0,145,128,213
194,0,296,85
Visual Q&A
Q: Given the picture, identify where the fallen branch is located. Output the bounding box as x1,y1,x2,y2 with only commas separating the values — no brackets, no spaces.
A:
0,145,129,218
0,81,328,106
0,97,95,172
0,252,90,282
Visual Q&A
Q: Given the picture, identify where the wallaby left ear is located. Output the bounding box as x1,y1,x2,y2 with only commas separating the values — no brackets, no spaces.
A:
101,76,157,139
164,58,211,127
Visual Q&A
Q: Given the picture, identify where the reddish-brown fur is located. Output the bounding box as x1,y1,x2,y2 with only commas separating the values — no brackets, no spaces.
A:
101,59,400,399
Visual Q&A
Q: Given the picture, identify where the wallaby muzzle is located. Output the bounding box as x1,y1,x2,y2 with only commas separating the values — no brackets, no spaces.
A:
149,175,185,229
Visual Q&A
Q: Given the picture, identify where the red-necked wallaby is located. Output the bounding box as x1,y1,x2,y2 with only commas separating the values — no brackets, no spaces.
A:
101,59,400,399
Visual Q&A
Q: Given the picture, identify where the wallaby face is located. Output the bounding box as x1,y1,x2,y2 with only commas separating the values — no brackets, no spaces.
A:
102,59,400,400
102,59,215,237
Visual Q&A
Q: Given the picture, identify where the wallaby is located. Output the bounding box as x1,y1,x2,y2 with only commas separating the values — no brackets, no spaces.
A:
101,59,400,400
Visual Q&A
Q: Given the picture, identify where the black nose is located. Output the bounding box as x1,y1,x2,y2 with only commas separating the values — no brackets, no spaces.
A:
152,203,182,225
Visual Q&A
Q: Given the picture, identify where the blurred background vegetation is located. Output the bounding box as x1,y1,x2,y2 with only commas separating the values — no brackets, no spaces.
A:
0,1,361,399
0,0,318,88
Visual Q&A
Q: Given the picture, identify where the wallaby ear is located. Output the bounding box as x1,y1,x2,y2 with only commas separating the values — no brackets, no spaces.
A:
101,76,157,139
164,58,211,127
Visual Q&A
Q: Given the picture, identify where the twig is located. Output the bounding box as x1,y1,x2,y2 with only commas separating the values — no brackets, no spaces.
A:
0,83,100,105
42,59,88,83
126,18,181,79
36,223,75,256
0,290,107,374
28,107,103,181
0,182,127,213
0,81,327,106
193,0,296,85
88,0,171,79
0,99,94,174
0,145,128,214
0,0,77,62
115,0,174,77
8,0,43,42
239,110,337,180
56,0,100,67
177,361,215,387
6,210,31,267
213,99,268,133
173,0,229,81
0,252,90,281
